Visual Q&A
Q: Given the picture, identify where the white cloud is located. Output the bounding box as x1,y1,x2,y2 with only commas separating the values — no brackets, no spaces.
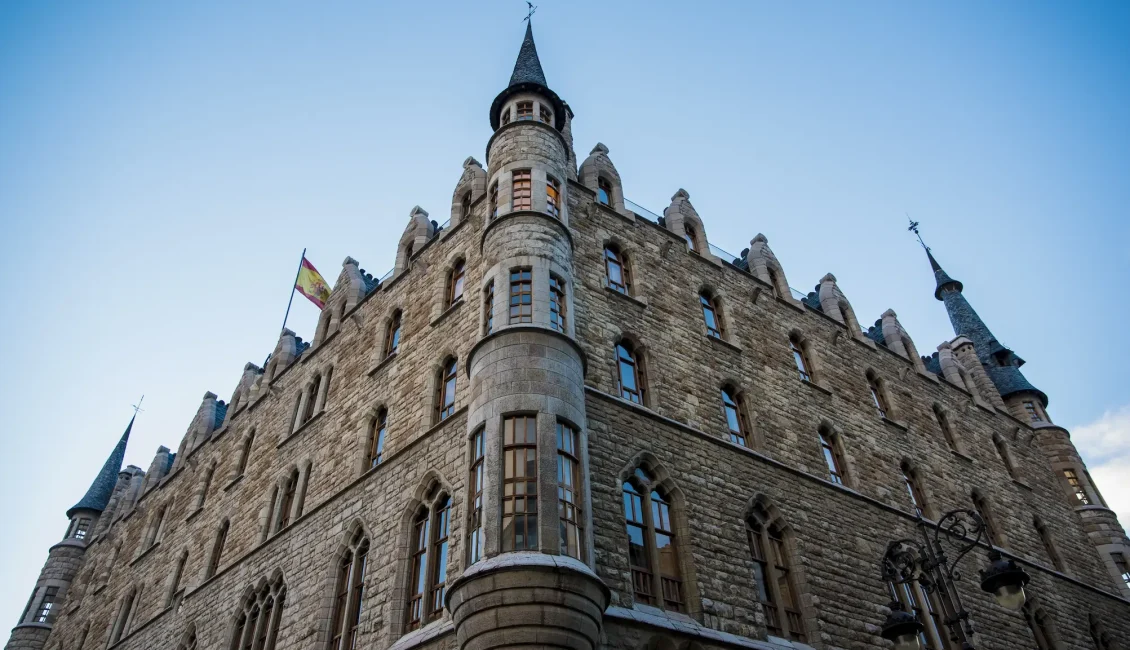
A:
1072,405,1130,525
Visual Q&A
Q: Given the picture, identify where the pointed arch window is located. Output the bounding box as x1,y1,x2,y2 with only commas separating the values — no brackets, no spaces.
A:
597,177,612,206
384,310,402,357
483,281,495,335
302,374,321,424
972,491,1003,547
684,224,699,254
435,358,457,422
207,520,229,579
1090,615,1114,650
556,422,583,559
368,409,388,469
110,587,140,644
230,576,286,650
406,494,451,631
549,275,566,332
888,580,952,649
508,268,533,323
1112,552,1130,590
933,405,960,453
179,629,197,650
512,170,532,211
721,386,749,447
546,176,560,218
901,462,929,519
502,415,538,551
789,334,812,382
993,435,1018,480
867,371,890,419
700,292,723,339
747,507,806,642
145,505,167,548
330,531,369,650
237,432,255,476
460,191,472,220
604,245,631,294
446,259,465,307
1022,602,1058,650
767,267,783,298
167,551,188,607
622,468,684,612
616,341,646,405
1033,517,1064,571
197,464,217,510
468,429,485,565
278,469,299,531
818,428,847,485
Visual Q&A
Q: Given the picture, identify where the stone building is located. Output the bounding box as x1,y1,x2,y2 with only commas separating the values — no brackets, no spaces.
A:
7,23,1130,650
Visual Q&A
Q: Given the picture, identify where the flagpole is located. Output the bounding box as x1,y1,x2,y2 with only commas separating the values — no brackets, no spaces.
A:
281,248,306,334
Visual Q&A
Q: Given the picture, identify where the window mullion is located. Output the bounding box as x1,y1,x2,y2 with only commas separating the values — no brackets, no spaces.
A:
643,492,664,607
761,530,786,636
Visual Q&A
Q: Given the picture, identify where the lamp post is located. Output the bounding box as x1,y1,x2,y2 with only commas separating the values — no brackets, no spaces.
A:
878,509,1031,650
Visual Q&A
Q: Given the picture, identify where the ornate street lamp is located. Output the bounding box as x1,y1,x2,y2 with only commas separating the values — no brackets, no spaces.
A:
878,509,1031,650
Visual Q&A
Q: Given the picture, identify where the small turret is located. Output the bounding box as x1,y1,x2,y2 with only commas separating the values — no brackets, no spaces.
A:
5,417,134,650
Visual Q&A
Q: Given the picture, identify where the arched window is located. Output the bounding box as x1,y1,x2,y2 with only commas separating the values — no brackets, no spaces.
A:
167,551,188,606
818,427,847,485
483,281,495,335
549,275,566,332
971,491,1004,547
71,517,92,541
622,468,684,612
789,334,813,382
512,169,532,210
597,177,612,206
699,292,723,339
721,386,749,447
435,358,457,422
993,435,1018,480
866,371,890,419
460,191,472,220
556,421,583,559
747,505,806,642
1022,602,1058,650
1111,552,1130,591
207,520,229,579
500,109,511,126
604,245,631,294
616,341,646,405
1090,614,1115,650
237,431,255,477
179,630,197,650
933,405,960,453
230,576,286,650
546,177,560,218
110,587,140,644
1033,517,1064,572
302,374,322,424
144,505,167,549
539,105,553,125
330,531,370,650
384,311,402,357
1023,400,1044,423
446,260,465,307
277,469,299,531
502,415,538,551
368,409,387,469
197,464,216,510
406,495,451,631
467,429,485,565
684,224,699,254
901,462,930,519
508,268,533,324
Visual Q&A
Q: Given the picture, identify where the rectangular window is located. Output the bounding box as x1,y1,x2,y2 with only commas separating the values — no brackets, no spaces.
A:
870,382,888,419
556,422,582,559
407,516,429,630
512,170,532,211
549,275,566,333
35,587,58,624
748,529,779,635
501,108,511,125
652,492,684,612
546,177,560,218
369,412,387,468
790,339,811,382
539,105,553,124
430,500,450,614
509,268,533,324
468,430,485,565
516,101,533,120
489,182,498,218
819,432,843,484
1113,552,1130,590
484,282,494,335
1063,469,1091,505
502,415,538,551
623,484,652,605
74,518,91,540
1024,401,1042,422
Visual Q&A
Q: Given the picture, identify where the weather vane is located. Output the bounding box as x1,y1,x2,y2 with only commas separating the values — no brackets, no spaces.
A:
524,1,537,22
907,214,928,251
131,395,145,417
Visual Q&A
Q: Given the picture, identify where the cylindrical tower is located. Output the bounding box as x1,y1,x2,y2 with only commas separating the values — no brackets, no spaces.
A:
445,22,608,650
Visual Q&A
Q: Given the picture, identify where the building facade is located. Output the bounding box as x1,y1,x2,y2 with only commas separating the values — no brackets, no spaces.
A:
8,23,1130,650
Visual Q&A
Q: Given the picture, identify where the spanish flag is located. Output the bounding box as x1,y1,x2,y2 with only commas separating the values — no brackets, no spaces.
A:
296,257,331,309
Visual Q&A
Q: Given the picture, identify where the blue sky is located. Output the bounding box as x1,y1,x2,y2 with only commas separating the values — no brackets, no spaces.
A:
1,0,1127,623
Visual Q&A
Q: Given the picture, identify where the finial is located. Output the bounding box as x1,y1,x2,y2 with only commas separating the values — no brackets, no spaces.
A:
524,1,537,22
131,395,145,418
907,214,928,252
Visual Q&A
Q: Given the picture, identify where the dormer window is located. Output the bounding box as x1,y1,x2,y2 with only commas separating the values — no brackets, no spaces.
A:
501,108,511,126
512,170,532,211
540,106,553,124
684,224,699,253
460,191,472,220
516,101,533,120
597,178,612,206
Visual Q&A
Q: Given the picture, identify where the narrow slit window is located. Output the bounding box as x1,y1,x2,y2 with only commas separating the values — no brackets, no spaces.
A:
819,430,844,484
700,293,722,339
604,246,630,294
549,275,566,333
468,430,485,565
556,422,583,559
721,386,749,447
368,409,387,468
385,311,402,357
546,177,560,218
597,178,612,206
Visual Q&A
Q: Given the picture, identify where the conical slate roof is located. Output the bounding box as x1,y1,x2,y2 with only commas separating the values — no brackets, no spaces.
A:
509,22,548,88
489,22,566,131
927,248,963,300
67,416,133,518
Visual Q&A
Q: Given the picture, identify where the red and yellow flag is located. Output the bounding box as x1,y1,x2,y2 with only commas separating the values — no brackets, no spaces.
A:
295,257,331,309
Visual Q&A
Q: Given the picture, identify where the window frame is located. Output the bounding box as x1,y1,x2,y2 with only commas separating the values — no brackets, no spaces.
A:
368,409,388,469
549,274,566,333
483,281,494,335
747,514,807,642
516,101,533,120
512,169,532,211
700,292,723,339
615,342,646,405
502,415,538,552
818,429,846,485
435,358,458,422
721,386,749,447
508,268,533,324
546,176,560,218
597,177,612,206
621,469,685,613
604,245,631,294
467,429,485,565
789,336,812,383
384,311,402,358
446,259,465,307
556,421,583,560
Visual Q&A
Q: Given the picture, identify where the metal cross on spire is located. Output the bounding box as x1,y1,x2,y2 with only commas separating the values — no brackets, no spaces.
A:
524,1,537,22
907,215,929,251
131,395,145,417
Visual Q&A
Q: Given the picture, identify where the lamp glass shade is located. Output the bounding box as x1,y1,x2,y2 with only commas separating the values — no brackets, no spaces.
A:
992,583,1026,611
893,632,923,650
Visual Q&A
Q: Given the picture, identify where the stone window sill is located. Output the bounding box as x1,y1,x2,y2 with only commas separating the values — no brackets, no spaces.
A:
950,450,975,463
604,285,647,309
430,297,464,328
130,542,160,567
1011,478,1033,491
880,416,908,432
278,409,325,449
185,507,204,522
223,474,245,492
800,379,832,396
706,334,741,354
368,351,398,377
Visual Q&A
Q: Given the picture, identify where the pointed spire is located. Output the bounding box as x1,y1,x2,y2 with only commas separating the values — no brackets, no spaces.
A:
509,21,548,88
67,416,134,518
926,248,963,301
